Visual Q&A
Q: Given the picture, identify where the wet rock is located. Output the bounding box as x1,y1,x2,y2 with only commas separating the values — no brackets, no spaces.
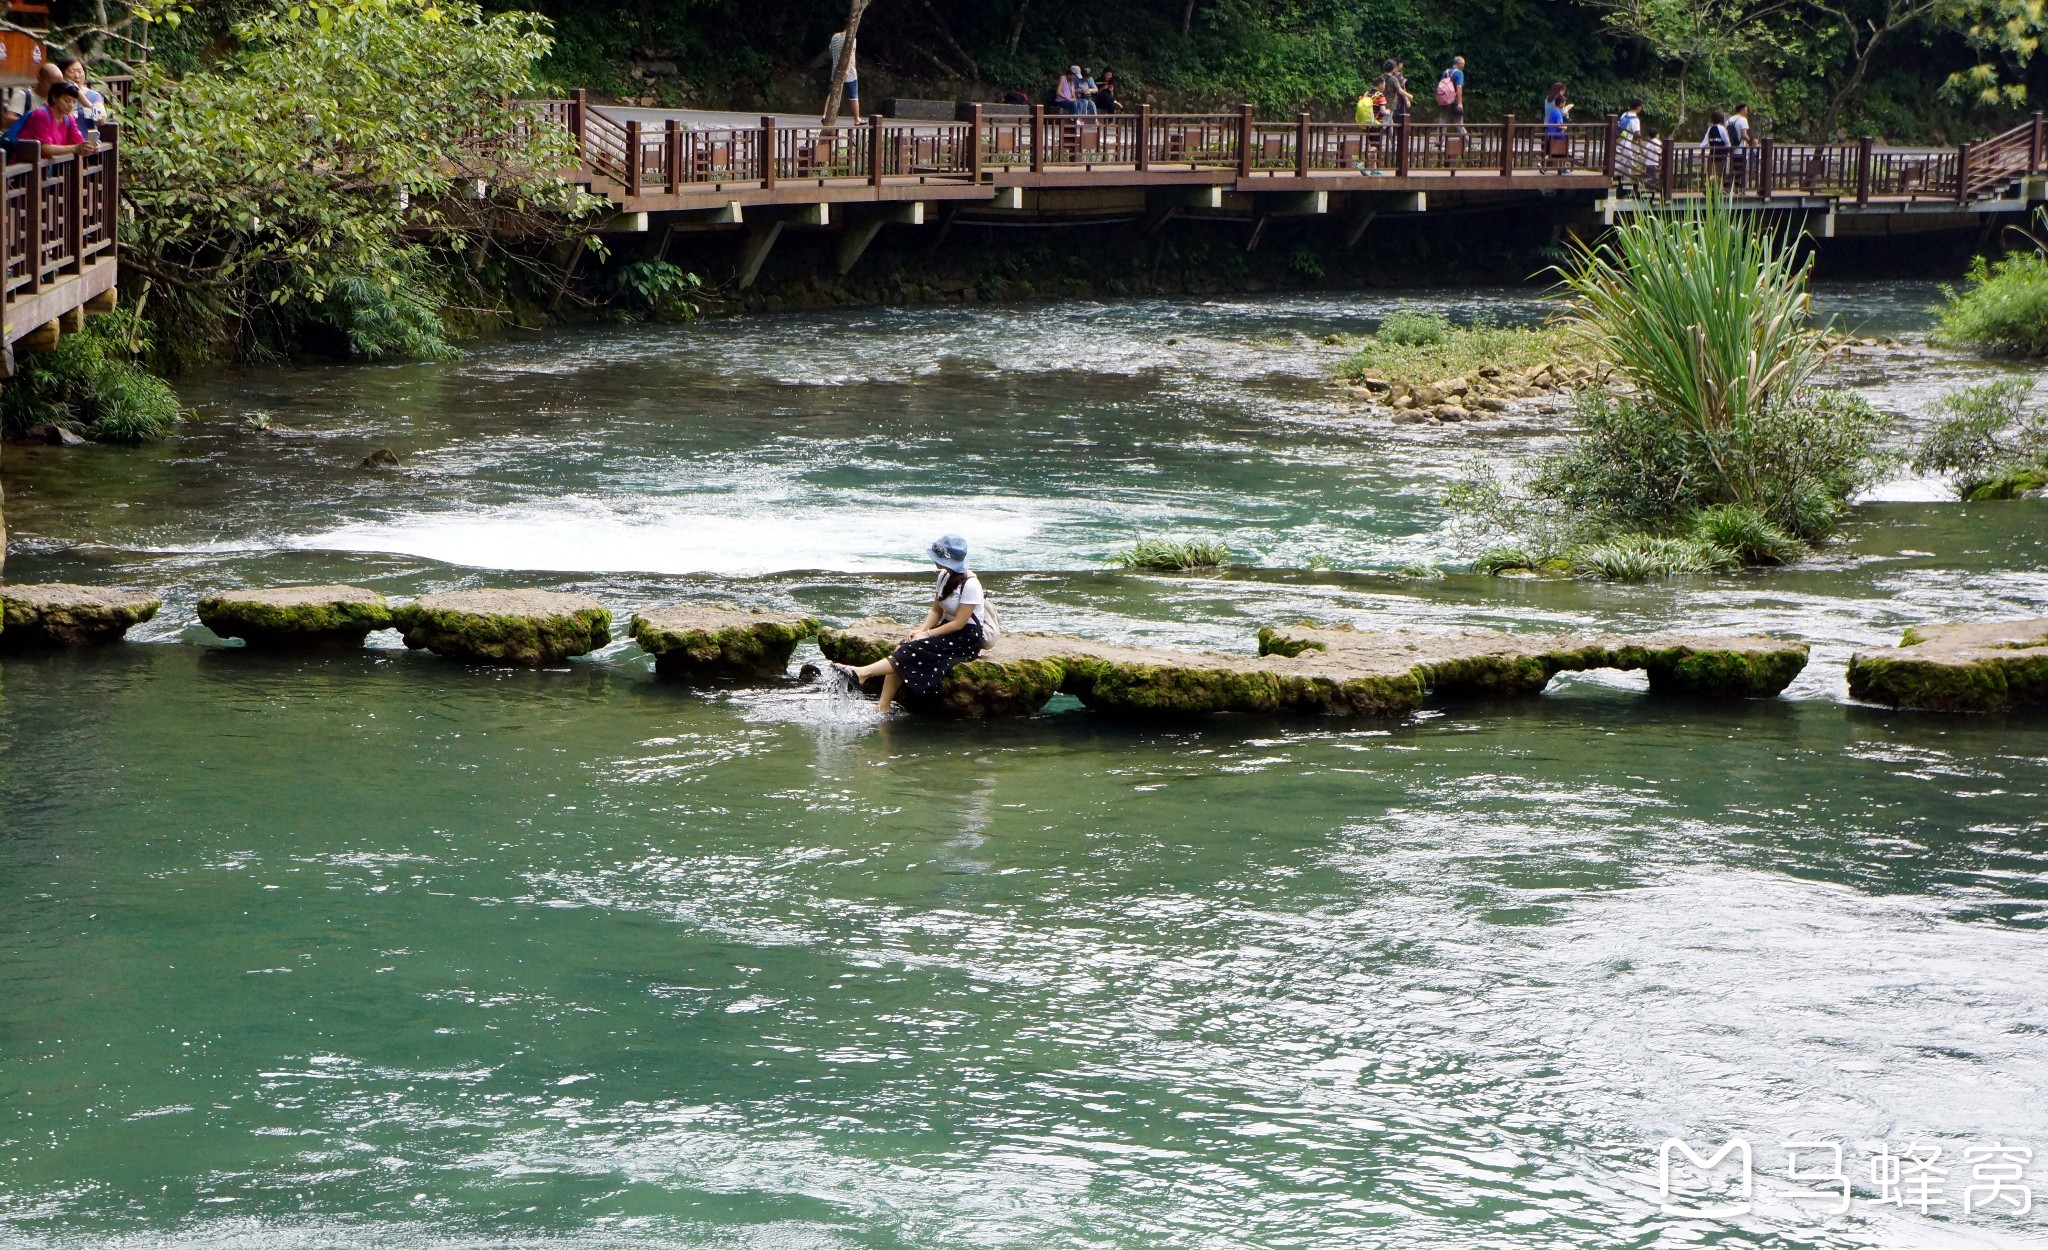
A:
1847,619,2048,712
1477,366,1502,379
1432,405,1466,422
1391,394,1415,410
24,422,86,446
0,583,160,649
1359,377,1391,393
1411,385,1444,407
1392,411,1430,424
1474,397,1512,412
198,584,394,648
392,589,611,666
361,448,402,470
813,617,1808,720
630,604,821,680
1440,377,1471,397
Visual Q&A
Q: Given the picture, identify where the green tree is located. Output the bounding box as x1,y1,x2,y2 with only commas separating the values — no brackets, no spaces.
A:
120,0,601,365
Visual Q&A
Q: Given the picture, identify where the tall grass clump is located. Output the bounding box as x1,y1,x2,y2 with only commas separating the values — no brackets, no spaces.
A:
1911,379,2048,499
1448,194,1888,580
1111,537,1233,571
1,314,183,443
1336,316,1571,390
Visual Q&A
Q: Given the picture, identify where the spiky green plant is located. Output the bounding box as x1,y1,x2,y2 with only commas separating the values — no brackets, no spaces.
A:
1556,193,1825,511
1110,537,1232,572
1566,535,1739,581
1691,504,1805,565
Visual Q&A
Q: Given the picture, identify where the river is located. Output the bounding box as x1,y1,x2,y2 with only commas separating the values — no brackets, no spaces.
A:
1,285,2044,1249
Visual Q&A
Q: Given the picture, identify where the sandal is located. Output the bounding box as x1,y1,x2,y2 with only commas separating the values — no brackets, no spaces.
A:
828,662,864,693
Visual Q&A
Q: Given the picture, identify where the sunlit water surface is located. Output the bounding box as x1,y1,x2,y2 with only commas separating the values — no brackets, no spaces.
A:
2,286,2045,1249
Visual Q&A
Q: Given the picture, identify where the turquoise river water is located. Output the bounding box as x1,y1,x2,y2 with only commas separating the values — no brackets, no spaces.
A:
1,287,2045,1249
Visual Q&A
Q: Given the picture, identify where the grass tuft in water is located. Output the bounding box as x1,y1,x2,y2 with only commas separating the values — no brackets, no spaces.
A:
1111,537,1232,572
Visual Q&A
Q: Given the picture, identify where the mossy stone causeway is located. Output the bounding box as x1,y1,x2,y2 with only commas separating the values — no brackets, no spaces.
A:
1848,619,2048,711
0,584,161,649
198,584,395,648
629,604,821,679
392,589,612,666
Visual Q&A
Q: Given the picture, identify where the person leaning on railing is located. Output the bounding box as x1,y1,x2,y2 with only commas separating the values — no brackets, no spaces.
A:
57,57,108,128
13,81,101,157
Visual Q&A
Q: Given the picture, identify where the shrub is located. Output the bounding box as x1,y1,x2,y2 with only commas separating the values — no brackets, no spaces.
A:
1111,537,1232,571
1911,379,2048,498
1566,535,1740,581
1375,311,1453,346
1691,504,1805,565
2,316,182,443
1337,318,1572,390
601,258,703,321
1932,250,2048,357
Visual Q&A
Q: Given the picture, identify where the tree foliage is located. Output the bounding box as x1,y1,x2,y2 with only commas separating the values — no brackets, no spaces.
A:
118,0,601,366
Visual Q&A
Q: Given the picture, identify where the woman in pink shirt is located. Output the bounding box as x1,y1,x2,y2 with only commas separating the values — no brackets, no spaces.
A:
15,82,98,156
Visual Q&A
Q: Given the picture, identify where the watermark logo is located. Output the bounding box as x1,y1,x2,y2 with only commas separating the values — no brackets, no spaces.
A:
1655,1136,2035,1224
1658,1136,1752,1217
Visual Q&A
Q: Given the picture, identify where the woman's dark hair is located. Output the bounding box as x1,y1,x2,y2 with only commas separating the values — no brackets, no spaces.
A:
1711,109,1728,124
1547,81,1567,103
937,569,968,603
46,81,81,104
1625,97,1644,112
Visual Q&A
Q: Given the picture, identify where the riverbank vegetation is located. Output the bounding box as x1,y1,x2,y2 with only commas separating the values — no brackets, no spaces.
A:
121,0,601,373
0,315,182,444
1932,245,2048,357
1912,380,2048,498
1450,198,1889,581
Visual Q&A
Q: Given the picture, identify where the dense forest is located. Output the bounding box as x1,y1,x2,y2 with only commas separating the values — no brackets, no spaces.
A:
465,0,2048,141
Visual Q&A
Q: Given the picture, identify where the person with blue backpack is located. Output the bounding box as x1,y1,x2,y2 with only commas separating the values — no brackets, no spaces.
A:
8,80,98,158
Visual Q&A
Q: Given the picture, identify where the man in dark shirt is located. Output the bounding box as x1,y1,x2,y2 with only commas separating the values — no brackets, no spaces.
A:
1377,59,1410,122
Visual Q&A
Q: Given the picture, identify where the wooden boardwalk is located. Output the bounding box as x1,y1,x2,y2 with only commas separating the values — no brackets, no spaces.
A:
0,126,120,370
524,95,2048,283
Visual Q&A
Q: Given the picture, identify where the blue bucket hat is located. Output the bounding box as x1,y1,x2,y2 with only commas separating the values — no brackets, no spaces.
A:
928,534,969,574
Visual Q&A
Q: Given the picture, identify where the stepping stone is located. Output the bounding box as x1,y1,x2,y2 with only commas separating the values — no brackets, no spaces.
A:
1847,619,2048,711
392,589,611,666
198,584,394,648
628,604,820,679
0,584,161,649
816,618,1810,719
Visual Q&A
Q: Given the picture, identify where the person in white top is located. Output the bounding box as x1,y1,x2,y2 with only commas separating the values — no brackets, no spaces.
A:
826,28,860,123
830,534,997,714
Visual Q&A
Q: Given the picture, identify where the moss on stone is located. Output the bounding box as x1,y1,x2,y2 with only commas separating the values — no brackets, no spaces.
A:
392,589,612,666
630,605,819,680
1964,465,2048,501
1638,644,1809,698
197,585,394,647
1848,619,2048,711
0,584,160,649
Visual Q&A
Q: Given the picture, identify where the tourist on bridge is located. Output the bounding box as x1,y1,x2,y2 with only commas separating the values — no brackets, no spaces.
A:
2,63,63,129
1077,67,1100,115
826,26,861,123
57,57,106,128
1053,67,1079,114
1097,68,1120,114
1542,81,1572,169
1436,56,1467,144
12,81,99,157
830,536,1000,716
1377,59,1411,122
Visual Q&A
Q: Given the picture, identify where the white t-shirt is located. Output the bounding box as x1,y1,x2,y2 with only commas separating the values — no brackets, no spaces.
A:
935,571,989,628
828,32,857,83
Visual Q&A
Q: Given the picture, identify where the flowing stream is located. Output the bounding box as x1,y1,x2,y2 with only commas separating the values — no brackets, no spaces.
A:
1,285,2045,1249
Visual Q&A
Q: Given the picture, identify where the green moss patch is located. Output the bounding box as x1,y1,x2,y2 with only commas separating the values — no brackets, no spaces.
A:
392,589,611,667
630,605,820,680
0,584,161,649
198,584,394,647
1848,619,2048,711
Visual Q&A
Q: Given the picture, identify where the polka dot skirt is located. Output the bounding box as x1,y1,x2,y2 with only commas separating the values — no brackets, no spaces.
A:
892,622,987,696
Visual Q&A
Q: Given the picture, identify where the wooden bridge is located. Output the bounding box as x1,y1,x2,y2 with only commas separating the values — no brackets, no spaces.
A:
0,126,120,370
532,92,2048,284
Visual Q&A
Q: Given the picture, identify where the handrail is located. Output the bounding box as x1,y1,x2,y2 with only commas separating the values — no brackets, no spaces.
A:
515,97,2048,207
3,125,119,309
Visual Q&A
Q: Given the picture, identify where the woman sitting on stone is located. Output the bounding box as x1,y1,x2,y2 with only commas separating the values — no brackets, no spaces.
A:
832,535,996,714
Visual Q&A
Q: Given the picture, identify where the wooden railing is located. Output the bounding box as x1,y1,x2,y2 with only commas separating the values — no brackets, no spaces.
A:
529,91,2048,207
4,125,119,305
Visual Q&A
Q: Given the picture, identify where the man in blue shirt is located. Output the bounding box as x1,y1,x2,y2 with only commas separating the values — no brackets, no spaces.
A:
1436,56,1467,147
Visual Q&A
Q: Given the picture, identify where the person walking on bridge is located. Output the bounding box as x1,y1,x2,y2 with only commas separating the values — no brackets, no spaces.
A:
1436,57,1467,147
1377,59,1410,124
826,27,861,123
830,536,1000,715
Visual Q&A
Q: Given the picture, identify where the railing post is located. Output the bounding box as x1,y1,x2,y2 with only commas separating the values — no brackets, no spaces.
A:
2033,111,2045,173
1856,136,1873,206
869,114,883,188
665,119,681,193
1030,104,1044,174
569,88,587,150
1956,139,1973,204
1395,114,1410,177
63,153,81,276
625,119,642,197
1499,115,1515,177
1135,102,1151,172
1296,111,1311,179
1758,137,1775,199
1602,113,1618,180
99,122,119,263
967,103,984,182
761,115,776,190
1659,137,1674,199
22,142,41,292
1238,104,1254,178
